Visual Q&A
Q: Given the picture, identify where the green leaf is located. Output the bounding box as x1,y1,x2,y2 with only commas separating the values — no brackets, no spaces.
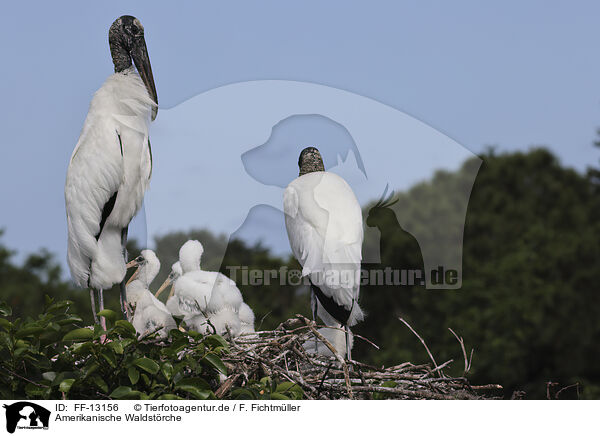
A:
71,341,94,355
55,316,84,326
114,320,136,336
133,357,160,374
0,301,13,316
269,392,290,400
59,378,75,393
161,362,173,381
100,350,116,368
108,340,124,355
176,377,211,391
128,366,140,385
275,382,297,393
0,319,12,331
63,328,94,341
231,388,255,400
15,327,45,338
97,309,118,322
202,353,227,375
158,394,183,400
203,334,229,349
92,376,109,393
46,300,72,313
42,372,57,382
176,385,211,400
110,386,142,399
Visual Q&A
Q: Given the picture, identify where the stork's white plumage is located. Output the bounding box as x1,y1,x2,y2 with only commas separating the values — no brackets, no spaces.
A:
65,15,158,323
206,273,243,313
166,241,213,317
302,326,354,357
163,240,251,338
283,147,364,359
238,302,256,334
126,250,176,338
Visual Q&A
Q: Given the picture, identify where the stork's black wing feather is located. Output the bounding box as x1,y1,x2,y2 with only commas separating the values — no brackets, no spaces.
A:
95,191,118,241
310,280,353,326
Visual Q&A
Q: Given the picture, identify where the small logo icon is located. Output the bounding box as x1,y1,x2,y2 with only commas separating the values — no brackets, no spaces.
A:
3,402,50,434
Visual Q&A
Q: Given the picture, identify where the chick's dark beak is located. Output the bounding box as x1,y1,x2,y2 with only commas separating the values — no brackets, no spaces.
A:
131,36,158,121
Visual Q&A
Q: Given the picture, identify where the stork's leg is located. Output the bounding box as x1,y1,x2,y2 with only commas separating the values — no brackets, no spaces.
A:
89,289,98,324
119,227,129,321
345,325,353,370
98,288,107,331
311,292,318,353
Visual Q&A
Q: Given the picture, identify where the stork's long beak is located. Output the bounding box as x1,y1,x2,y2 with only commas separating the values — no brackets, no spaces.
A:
126,268,140,285
131,36,158,121
154,276,173,298
126,259,139,269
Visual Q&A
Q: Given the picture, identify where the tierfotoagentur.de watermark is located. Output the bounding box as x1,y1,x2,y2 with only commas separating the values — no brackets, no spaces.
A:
225,265,459,287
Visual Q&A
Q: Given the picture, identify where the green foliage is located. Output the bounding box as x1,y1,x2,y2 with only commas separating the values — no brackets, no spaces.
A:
229,377,303,400
0,296,231,400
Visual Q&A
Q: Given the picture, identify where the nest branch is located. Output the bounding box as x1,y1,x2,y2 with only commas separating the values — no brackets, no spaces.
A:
218,315,501,399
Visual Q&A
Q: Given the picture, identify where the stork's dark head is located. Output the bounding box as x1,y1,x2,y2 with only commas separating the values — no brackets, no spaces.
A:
298,146,325,176
109,15,158,120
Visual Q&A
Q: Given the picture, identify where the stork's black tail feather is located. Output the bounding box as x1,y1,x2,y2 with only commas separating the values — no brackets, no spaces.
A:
309,280,353,326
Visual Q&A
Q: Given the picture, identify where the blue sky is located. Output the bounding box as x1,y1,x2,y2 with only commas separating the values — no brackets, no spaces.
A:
1,1,600,269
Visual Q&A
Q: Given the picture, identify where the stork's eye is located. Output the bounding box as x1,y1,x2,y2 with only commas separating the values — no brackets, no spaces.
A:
136,256,144,262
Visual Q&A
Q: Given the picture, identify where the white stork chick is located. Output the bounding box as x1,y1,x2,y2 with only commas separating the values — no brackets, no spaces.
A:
126,250,176,338
187,307,242,338
154,261,182,300
65,15,158,323
165,241,213,317
205,274,243,313
283,147,364,360
238,302,256,334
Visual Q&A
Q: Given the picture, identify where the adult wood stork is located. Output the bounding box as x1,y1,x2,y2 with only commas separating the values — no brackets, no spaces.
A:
65,15,158,323
126,250,176,338
283,147,364,360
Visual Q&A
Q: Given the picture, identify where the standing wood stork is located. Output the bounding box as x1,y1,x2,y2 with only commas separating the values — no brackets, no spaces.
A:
283,147,364,360
65,15,158,323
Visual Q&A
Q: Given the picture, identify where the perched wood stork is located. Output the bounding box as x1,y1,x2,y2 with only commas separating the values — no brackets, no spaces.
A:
126,250,176,337
283,147,364,360
65,15,158,323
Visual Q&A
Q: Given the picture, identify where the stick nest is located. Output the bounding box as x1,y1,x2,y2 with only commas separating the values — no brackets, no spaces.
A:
217,315,502,400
